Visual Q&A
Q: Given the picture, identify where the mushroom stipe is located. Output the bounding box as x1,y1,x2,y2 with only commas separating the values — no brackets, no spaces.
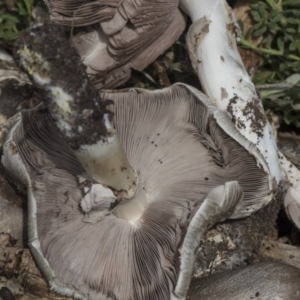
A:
2,83,274,300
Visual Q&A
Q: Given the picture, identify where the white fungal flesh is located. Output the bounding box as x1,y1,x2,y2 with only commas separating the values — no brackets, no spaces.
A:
76,114,138,197
50,86,73,115
75,133,138,197
113,184,149,225
17,45,51,85
81,184,117,213
48,86,75,137
174,181,243,299
49,279,87,300
180,0,281,183
80,183,117,223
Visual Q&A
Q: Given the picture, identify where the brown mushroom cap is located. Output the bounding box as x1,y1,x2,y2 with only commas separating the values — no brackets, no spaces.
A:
187,262,300,300
44,0,186,89
2,84,273,300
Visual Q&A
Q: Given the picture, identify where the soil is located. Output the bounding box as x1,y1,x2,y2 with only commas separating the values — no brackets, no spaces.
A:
0,79,33,118
13,24,111,150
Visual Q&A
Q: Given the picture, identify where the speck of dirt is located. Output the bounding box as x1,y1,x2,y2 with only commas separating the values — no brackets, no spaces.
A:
227,95,240,128
227,22,238,35
193,23,210,49
202,23,210,34
227,95,267,137
242,98,267,138
8,142,18,155
221,87,228,100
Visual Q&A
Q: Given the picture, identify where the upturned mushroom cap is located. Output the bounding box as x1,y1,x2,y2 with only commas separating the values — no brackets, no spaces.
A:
101,84,273,218
43,0,186,88
2,83,273,300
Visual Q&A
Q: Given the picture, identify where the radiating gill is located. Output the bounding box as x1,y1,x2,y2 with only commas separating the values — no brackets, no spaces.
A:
113,184,149,225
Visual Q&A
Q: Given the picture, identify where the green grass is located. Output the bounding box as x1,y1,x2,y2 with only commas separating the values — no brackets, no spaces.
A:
239,0,300,84
238,0,300,129
0,0,44,50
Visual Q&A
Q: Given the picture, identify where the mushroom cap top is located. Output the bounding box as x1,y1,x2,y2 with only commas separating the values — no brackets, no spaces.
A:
3,84,273,300
44,0,186,89
188,262,300,300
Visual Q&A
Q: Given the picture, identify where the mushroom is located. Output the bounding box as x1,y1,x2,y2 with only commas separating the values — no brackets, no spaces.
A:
1,24,275,299
3,110,243,299
2,84,271,299
43,0,186,89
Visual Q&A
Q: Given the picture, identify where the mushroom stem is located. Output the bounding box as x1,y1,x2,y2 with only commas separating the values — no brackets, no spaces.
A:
75,124,138,196
180,0,281,183
174,181,243,299
13,24,137,198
